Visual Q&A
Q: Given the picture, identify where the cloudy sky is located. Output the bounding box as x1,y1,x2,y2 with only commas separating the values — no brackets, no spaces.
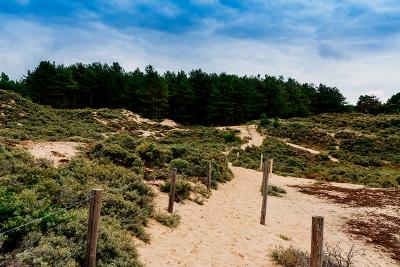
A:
0,0,399,103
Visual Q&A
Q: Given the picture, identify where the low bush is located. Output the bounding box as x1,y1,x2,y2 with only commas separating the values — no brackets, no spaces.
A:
271,243,356,267
160,179,192,202
154,212,181,228
0,143,155,265
169,158,190,174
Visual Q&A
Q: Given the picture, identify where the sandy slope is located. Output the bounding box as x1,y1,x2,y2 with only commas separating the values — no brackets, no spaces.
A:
217,124,264,149
138,165,396,267
284,141,339,162
17,141,83,167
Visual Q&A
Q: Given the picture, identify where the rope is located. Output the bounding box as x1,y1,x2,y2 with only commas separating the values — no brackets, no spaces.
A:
0,194,93,236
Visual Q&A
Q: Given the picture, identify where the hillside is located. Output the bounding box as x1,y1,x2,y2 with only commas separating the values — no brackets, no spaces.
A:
229,113,400,188
0,90,399,266
0,90,238,266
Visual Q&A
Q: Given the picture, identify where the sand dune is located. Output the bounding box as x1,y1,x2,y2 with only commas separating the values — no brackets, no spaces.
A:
138,164,396,267
137,124,396,267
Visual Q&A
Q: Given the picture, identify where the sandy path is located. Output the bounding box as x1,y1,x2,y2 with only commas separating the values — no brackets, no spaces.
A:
138,165,395,267
217,125,264,149
283,141,339,162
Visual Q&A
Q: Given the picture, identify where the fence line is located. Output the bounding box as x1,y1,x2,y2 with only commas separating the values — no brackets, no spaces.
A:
0,194,93,236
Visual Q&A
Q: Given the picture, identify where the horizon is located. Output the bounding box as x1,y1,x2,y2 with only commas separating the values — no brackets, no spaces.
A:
1,0,400,103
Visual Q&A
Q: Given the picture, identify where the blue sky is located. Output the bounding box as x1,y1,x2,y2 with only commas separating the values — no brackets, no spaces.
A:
0,0,399,103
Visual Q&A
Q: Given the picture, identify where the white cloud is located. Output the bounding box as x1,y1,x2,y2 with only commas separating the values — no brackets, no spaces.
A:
0,16,399,103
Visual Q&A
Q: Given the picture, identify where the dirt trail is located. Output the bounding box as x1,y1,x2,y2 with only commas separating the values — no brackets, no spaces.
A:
284,141,339,162
137,125,395,266
217,124,264,149
138,166,395,267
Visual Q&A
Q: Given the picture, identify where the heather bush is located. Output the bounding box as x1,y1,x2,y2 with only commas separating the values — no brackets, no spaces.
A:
160,179,192,202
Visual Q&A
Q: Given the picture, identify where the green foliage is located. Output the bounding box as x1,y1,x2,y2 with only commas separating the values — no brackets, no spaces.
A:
271,244,356,267
250,113,400,187
222,130,241,143
169,158,190,174
259,113,270,127
135,141,172,167
356,95,382,115
0,144,154,265
268,185,287,197
89,142,143,170
5,61,355,126
160,179,192,202
154,212,181,228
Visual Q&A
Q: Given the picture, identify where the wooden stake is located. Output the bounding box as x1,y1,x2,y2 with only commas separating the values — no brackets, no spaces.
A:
261,159,273,196
260,160,271,225
268,159,273,178
259,154,263,170
311,216,324,267
167,168,177,213
85,189,103,267
237,151,239,159
207,162,212,189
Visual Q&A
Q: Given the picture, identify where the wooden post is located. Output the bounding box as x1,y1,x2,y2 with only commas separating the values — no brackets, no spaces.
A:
259,154,263,170
85,189,103,267
167,168,177,213
269,159,273,178
224,154,228,166
207,162,212,189
311,216,324,267
261,159,273,196
260,160,271,225
237,151,239,159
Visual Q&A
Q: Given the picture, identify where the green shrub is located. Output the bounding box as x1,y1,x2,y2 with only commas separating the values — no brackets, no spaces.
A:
259,113,270,127
154,212,181,228
89,143,143,170
160,179,192,202
135,141,172,167
169,158,190,174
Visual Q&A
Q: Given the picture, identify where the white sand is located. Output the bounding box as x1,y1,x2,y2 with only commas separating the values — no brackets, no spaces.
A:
217,124,264,149
160,119,179,128
138,124,395,267
284,141,339,162
18,141,83,167
138,166,396,267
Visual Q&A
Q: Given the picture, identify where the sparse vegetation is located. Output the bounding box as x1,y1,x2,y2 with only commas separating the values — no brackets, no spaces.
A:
271,243,356,267
154,212,181,228
230,113,400,188
0,91,236,266
278,234,291,241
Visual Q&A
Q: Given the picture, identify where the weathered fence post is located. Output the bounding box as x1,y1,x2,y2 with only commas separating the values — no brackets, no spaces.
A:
85,189,103,267
311,216,324,267
260,160,272,225
207,162,212,189
168,168,177,213
259,154,263,170
261,159,273,196
224,154,228,166
237,151,240,159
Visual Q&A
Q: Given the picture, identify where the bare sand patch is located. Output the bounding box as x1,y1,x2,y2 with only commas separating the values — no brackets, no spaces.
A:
218,124,264,149
17,141,83,167
284,141,339,162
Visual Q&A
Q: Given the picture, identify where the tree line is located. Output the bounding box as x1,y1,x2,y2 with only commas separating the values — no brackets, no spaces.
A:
0,61,399,125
